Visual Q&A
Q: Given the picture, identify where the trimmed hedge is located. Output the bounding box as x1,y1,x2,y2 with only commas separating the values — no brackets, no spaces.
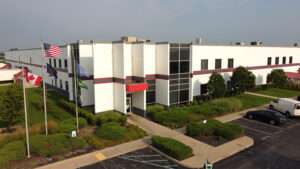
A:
62,117,88,129
151,136,193,161
96,122,127,140
146,104,165,119
58,124,77,133
0,141,26,168
58,99,127,126
153,108,190,128
186,119,244,140
85,135,104,150
29,133,86,155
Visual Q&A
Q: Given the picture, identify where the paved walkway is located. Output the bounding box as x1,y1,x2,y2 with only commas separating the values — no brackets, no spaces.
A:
127,114,253,168
245,92,278,99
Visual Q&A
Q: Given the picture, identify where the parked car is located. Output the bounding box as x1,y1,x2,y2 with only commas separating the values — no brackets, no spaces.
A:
297,95,300,101
246,110,286,125
269,98,300,117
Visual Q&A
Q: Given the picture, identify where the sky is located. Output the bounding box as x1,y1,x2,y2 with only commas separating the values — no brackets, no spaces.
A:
0,0,300,51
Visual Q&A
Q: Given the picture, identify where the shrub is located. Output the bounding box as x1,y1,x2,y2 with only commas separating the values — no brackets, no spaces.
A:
123,124,147,141
153,109,190,128
227,123,244,136
151,136,192,161
29,133,72,155
96,111,127,126
58,123,77,133
210,98,242,113
71,137,86,149
96,122,127,140
85,135,104,150
62,117,88,129
0,140,26,168
146,104,164,119
215,124,236,140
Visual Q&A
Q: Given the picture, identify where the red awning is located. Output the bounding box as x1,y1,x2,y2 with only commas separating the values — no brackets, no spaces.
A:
126,83,148,92
285,72,300,80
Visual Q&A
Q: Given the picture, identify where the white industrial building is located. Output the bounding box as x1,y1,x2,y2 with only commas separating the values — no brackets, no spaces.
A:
4,37,300,116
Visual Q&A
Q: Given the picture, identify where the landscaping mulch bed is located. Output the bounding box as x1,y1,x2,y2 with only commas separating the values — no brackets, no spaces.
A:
191,135,230,147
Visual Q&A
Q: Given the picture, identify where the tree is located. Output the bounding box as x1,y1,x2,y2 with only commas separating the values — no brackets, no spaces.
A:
0,84,23,131
267,69,287,87
230,66,256,94
207,72,226,98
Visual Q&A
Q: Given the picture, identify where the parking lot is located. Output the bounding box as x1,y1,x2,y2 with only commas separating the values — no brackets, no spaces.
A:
215,116,300,169
80,147,189,169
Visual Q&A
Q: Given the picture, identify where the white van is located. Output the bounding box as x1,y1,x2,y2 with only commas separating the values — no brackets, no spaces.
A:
269,98,300,117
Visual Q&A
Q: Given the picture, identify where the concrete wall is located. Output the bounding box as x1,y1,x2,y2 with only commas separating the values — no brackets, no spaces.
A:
156,44,169,106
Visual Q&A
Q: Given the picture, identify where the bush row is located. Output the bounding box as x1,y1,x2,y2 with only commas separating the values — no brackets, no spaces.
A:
58,117,88,133
0,141,26,168
0,120,58,149
96,122,127,140
29,133,86,155
186,119,244,140
85,124,146,150
58,99,127,126
147,98,242,129
151,135,193,161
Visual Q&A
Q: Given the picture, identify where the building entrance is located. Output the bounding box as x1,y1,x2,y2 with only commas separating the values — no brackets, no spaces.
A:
126,93,132,113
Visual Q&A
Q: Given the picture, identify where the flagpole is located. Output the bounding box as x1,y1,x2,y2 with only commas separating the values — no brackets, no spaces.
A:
71,45,79,132
41,39,48,135
22,60,31,158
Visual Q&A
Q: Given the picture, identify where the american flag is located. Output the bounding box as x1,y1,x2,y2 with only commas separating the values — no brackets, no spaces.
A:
43,43,61,58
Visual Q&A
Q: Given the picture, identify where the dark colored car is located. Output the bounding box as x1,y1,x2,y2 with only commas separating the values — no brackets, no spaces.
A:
297,95,300,101
246,109,286,125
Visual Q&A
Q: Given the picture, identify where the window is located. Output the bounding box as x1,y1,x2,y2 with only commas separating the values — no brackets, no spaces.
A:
276,57,281,64
64,59,68,68
201,59,208,70
180,90,189,102
146,91,155,104
65,81,69,91
30,57,32,63
170,43,179,47
201,84,208,94
228,58,234,68
267,57,272,65
59,59,62,68
170,62,179,74
170,48,179,61
49,58,52,66
60,79,62,88
170,85,179,91
55,79,57,87
180,61,189,73
180,48,189,60
170,91,178,104
289,56,293,64
215,59,222,69
170,79,179,85
54,59,56,67
282,57,286,64
180,78,189,84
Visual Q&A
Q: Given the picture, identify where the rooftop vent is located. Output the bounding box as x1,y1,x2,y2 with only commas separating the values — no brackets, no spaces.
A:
251,41,262,46
195,38,202,44
77,40,84,43
294,43,298,47
121,36,137,42
236,42,245,46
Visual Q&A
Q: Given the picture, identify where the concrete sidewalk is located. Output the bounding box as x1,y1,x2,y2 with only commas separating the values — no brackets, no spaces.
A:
127,114,253,168
245,92,278,99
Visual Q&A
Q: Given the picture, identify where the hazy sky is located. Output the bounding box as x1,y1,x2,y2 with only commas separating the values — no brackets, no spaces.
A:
1,0,300,51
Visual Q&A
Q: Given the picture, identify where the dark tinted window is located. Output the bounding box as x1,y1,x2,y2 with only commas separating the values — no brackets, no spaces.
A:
275,57,279,65
170,74,179,79
59,59,62,68
289,56,293,63
282,57,286,64
65,81,69,91
170,48,179,61
146,91,156,103
180,73,189,78
180,48,190,60
170,85,179,91
170,43,179,47
49,58,52,66
180,90,189,102
180,44,190,47
180,84,189,90
170,91,178,104
148,85,155,91
180,78,189,84
201,59,208,70
201,84,208,94
170,62,179,74
147,79,155,85
180,61,189,73
170,79,179,85
64,59,68,68
228,58,234,68
267,57,272,65
215,59,222,69
54,59,56,67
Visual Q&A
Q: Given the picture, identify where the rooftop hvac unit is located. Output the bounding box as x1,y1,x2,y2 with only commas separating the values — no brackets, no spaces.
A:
195,38,202,44
251,41,262,46
236,42,245,46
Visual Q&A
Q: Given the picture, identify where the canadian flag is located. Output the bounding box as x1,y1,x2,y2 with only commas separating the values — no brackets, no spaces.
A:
27,73,43,87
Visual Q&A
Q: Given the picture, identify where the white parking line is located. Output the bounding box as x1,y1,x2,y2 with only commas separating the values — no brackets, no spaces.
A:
287,119,300,125
239,124,274,136
238,117,285,130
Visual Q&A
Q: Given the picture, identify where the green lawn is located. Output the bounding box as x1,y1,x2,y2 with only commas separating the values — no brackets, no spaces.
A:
232,94,273,110
0,85,74,127
255,88,300,98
